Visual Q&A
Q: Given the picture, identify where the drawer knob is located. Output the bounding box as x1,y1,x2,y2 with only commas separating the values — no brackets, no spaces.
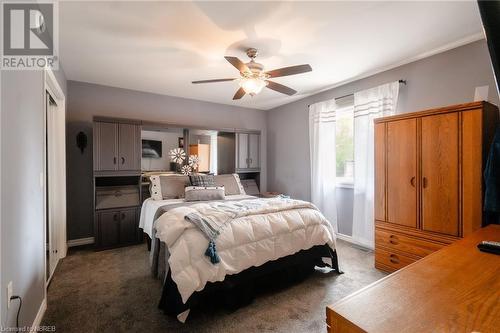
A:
389,235,399,245
389,254,400,264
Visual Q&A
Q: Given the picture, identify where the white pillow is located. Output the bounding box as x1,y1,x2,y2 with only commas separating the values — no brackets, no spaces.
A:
149,174,189,200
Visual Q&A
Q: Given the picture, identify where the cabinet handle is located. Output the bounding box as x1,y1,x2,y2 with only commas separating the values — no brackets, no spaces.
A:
113,157,117,164
389,235,399,245
389,254,399,264
422,177,428,188
113,214,118,221
121,157,125,164
410,176,416,187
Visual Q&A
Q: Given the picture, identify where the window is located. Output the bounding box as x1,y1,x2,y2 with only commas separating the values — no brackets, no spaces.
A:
335,98,354,186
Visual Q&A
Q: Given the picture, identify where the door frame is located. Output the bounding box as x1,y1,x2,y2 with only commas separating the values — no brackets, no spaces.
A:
43,68,66,289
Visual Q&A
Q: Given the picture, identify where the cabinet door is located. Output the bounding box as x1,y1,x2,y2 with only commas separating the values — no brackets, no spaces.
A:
374,123,386,221
421,113,459,236
236,133,249,169
119,208,138,244
118,123,140,171
97,211,120,248
386,119,418,228
94,122,118,171
248,134,260,169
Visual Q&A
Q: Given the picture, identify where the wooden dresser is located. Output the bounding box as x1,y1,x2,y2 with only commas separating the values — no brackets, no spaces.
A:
374,102,499,272
326,225,500,333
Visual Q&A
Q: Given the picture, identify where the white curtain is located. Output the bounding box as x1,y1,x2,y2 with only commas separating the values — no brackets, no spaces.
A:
309,99,338,232
352,82,399,248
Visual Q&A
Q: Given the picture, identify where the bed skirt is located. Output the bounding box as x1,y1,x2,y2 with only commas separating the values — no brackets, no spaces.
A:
158,244,341,319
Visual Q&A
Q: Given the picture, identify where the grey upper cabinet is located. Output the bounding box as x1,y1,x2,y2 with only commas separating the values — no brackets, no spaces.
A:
236,132,260,172
248,134,260,169
94,122,119,171
118,123,141,171
236,133,249,170
93,120,141,174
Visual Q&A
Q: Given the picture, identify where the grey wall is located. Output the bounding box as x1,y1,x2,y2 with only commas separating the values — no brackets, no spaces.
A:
1,68,67,327
267,40,499,235
66,81,267,240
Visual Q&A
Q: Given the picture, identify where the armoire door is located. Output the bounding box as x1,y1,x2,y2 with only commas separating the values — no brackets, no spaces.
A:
386,118,418,228
236,133,249,169
95,122,118,171
248,134,260,169
118,123,140,171
421,113,459,236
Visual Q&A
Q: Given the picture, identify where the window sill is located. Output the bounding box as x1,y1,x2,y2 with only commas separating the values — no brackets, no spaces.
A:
336,178,354,189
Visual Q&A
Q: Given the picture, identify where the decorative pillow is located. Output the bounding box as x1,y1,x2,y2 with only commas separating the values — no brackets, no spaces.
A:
184,186,225,202
189,174,215,187
214,174,246,195
149,174,189,200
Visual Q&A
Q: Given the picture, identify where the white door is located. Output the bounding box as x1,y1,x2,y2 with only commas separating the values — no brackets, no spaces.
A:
46,91,66,281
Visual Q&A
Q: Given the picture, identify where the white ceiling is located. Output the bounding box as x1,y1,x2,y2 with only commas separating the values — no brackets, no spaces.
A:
59,1,484,110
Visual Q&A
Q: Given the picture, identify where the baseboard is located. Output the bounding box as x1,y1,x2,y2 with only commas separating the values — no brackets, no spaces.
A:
336,233,374,251
32,298,47,329
67,237,94,247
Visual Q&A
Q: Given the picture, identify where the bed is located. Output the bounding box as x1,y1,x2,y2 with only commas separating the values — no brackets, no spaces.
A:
140,174,341,322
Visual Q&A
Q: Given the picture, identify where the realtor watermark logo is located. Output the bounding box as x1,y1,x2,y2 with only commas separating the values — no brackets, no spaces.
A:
1,1,59,70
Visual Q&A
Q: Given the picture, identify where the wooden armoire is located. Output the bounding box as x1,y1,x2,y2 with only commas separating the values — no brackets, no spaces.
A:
374,101,499,273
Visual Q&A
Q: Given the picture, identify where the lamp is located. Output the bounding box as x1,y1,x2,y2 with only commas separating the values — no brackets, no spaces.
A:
239,77,267,96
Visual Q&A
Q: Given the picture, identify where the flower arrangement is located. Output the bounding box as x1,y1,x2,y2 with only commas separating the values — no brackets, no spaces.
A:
188,155,200,168
169,148,186,164
181,165,193,175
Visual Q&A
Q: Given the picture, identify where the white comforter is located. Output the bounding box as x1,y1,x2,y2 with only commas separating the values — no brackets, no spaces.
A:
154,197,336,303
139,195,255,238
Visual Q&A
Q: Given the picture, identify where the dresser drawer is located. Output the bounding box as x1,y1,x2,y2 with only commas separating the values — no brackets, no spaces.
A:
375,247,417,272
375,228,446,258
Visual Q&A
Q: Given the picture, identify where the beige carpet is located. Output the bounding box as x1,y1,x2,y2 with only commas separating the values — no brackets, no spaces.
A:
42,240,385,332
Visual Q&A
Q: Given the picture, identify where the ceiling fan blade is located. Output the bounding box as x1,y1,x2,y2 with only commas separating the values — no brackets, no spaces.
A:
192,78,236,84
225,56,250,73
265,81,297,96
265,64,312,78
233,87,246,100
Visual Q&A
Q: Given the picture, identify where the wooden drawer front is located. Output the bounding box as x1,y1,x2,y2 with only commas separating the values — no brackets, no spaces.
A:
375,247,417,272
376,228,445,258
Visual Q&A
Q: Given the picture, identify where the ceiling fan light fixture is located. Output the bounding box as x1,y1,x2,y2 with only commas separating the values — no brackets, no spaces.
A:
239,77,267,96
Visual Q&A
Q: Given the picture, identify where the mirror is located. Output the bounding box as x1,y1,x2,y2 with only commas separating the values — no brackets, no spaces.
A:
141,126,184,172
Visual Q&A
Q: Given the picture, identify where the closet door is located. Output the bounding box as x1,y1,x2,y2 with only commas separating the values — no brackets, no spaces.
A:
421,113,459,236
118,123,140,171
94,122,118,171
386,119,418,228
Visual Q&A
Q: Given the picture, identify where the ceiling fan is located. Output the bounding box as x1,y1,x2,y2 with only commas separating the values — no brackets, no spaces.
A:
192,48,312,100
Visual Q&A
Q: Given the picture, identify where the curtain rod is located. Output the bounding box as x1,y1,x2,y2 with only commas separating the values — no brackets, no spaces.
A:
308,79,407,107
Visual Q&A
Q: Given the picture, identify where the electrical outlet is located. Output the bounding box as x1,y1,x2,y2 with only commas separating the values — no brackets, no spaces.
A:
7,281,12,309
